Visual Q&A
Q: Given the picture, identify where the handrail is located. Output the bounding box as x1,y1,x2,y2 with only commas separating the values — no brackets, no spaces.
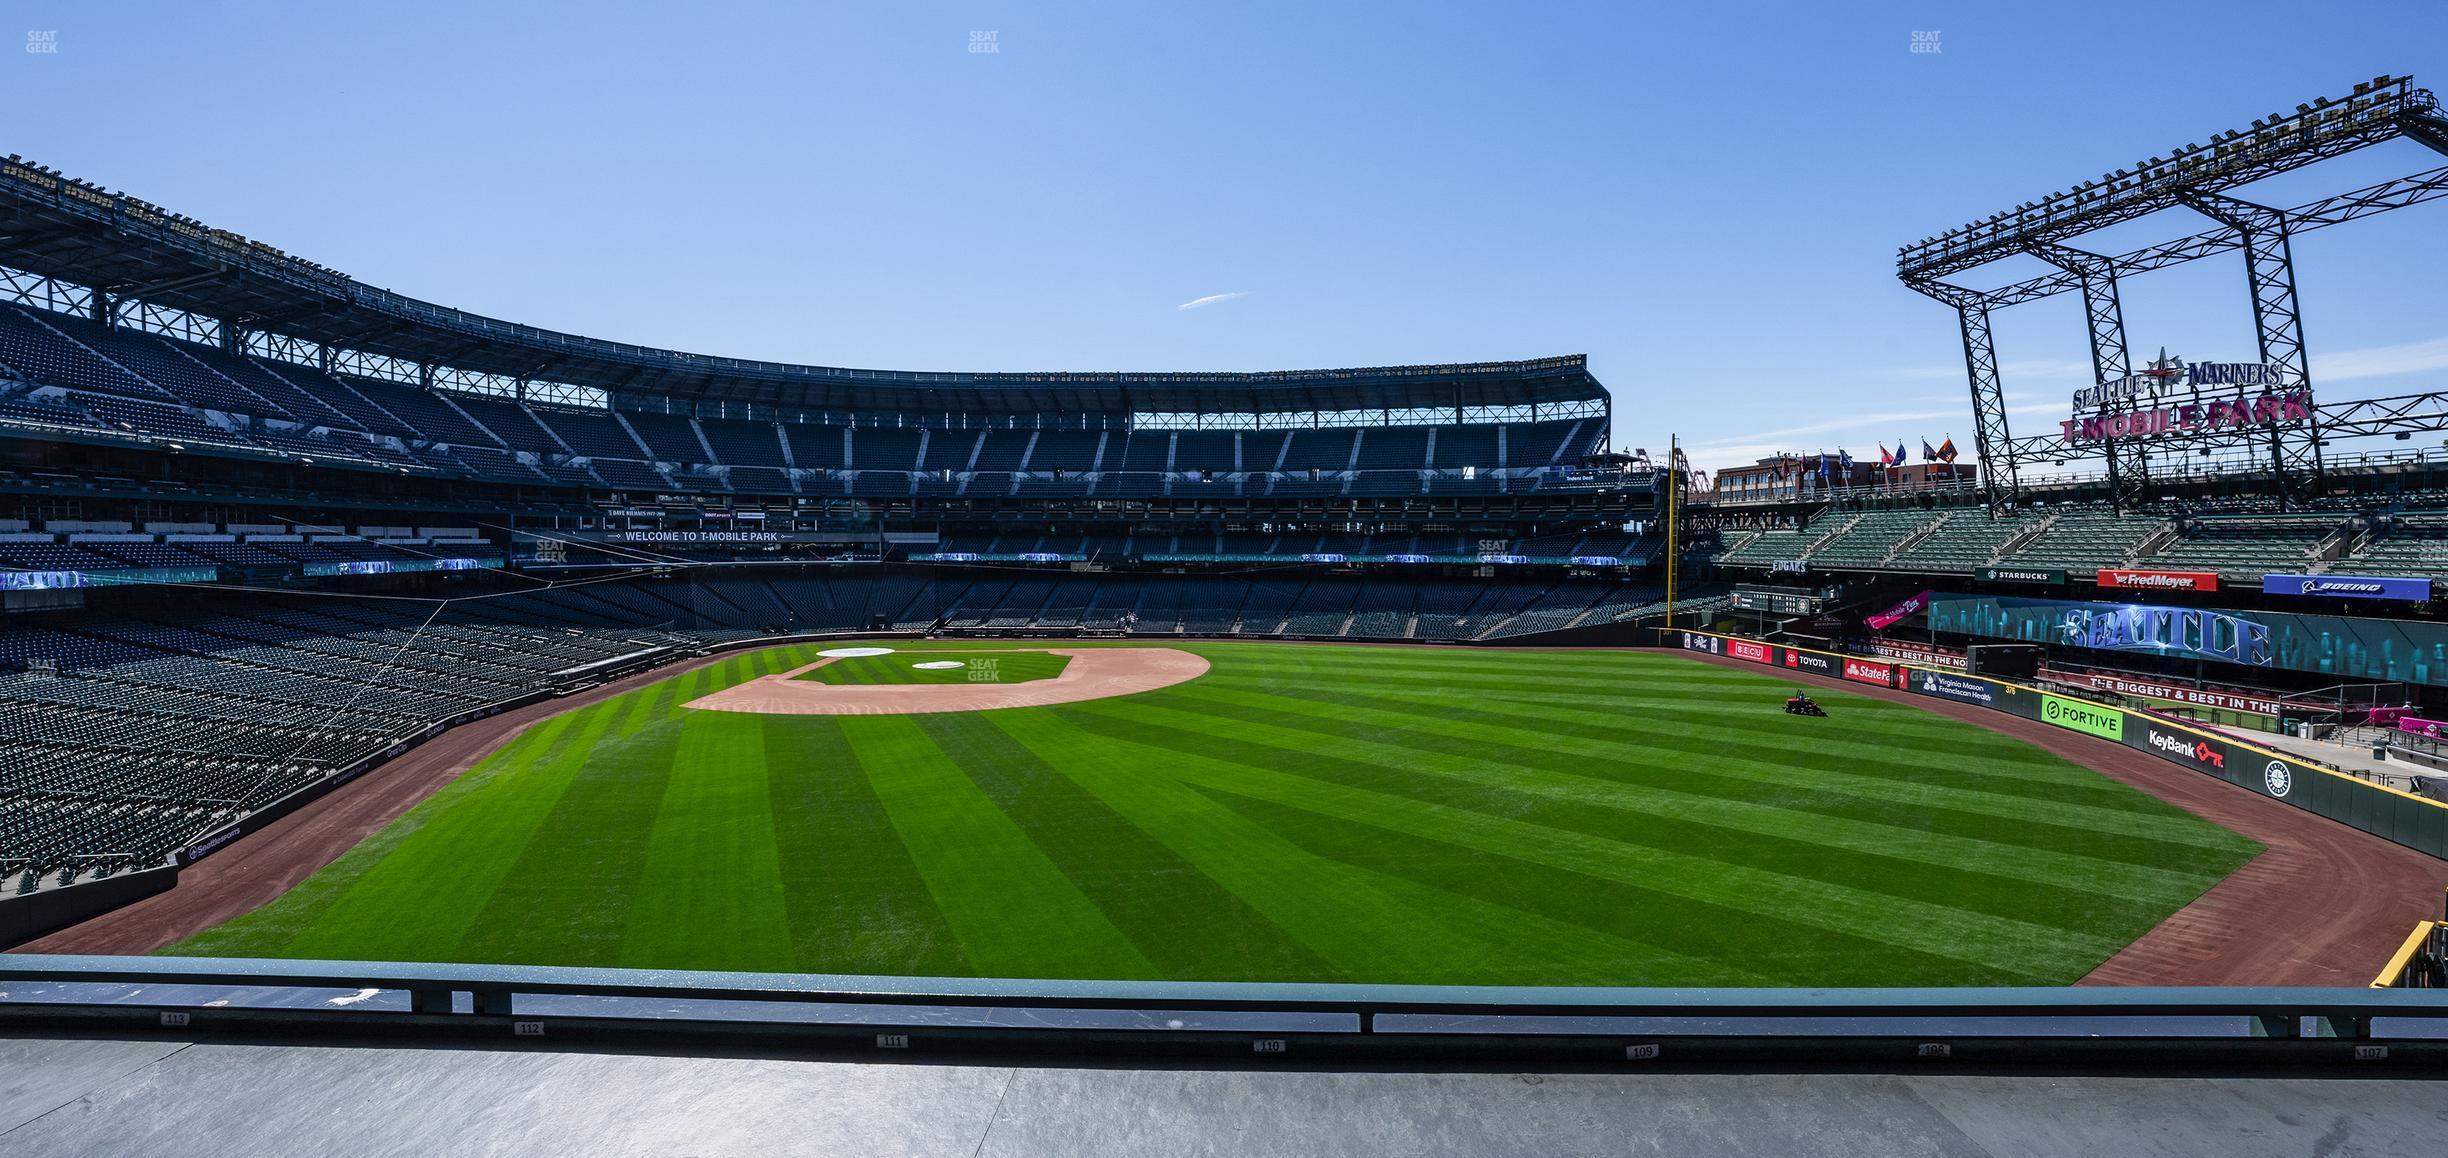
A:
3,955,2446,1037
2373,922,2445,987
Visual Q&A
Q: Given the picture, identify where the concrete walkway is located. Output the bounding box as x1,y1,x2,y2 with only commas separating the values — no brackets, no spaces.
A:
4,1034,2446,1157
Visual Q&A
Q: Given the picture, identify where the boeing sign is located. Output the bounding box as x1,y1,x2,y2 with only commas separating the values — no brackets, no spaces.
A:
2262,573,2432,602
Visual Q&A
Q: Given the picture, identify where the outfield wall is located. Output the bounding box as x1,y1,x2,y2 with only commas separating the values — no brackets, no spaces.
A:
1680,630,2448,861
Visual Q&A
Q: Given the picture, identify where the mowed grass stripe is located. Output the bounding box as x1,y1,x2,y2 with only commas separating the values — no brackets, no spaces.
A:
1173,680,2238,862
1139,687,2227,899
1058,712,2126,971
454,699,690,965
763,716,970,976
1373,682,2248,848
620,711,796,970
1006,712,1765,985
930,712,1340,982
1199,671,2140,802
1194,786,2054,986
168,707,586,958
262,699,626,962
1059,702,2183,938
843,715,1158,980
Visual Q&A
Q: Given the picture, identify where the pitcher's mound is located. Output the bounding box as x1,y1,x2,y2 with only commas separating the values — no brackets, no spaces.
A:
685,647,1210,716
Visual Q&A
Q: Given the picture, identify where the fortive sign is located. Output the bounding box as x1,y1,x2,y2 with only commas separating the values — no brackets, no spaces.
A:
2098,569,2219,593
2040,694,2124,740
2262,573,2432,602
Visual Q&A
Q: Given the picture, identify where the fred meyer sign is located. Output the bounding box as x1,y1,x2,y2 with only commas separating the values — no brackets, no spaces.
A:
2262,573,2432,602
2040,695,2124,740
2098,568,2219,593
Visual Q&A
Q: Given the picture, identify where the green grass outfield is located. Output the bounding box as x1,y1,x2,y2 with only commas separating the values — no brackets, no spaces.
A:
796,650,1070,685
170,642,2259,986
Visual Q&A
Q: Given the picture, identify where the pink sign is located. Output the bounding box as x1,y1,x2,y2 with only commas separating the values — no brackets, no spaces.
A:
2397,716,2448,739
1864,590,1934,631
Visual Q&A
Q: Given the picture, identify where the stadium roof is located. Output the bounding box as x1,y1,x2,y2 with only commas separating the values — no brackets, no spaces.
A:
0,158,1604,417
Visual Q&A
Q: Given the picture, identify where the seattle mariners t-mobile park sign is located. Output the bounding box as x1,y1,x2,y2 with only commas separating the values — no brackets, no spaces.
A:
2060,349,2305,445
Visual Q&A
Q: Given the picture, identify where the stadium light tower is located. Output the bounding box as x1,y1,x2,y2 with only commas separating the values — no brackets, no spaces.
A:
1901,76,2448,512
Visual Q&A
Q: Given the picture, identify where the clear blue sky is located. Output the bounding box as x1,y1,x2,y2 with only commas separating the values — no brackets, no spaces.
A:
4,2,2443,472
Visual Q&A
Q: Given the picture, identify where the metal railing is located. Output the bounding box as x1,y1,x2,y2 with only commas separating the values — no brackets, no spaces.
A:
4,956,2448,1066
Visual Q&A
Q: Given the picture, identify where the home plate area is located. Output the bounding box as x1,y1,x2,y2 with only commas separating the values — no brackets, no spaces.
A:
683,646,1211,716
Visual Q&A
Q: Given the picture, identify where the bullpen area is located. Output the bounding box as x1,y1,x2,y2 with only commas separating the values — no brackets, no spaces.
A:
162,642,2257,986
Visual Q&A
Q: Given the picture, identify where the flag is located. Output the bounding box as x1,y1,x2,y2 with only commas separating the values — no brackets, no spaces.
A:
1897,438,1910,464
1936,437,1958,463
1922,438,1938,461
1878,443,1893,466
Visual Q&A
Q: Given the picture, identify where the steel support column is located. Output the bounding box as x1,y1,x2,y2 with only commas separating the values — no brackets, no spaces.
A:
1955,303,2015,511
2028,242,2148,509
2183,191,2322,507
1902,277,2019,511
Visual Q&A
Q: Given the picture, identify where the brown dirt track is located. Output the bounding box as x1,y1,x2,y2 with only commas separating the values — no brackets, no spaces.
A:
1688,650,2448,987
18,641,2446,985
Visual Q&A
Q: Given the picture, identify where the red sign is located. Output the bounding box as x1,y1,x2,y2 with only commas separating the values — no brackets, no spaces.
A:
1842,658,1893,687
1728,639,1773,664
2097,569,2220,593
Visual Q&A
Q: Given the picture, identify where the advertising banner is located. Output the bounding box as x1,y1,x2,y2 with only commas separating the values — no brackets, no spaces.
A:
1864,589,1935,631
1841,657,1894,687
2098,568,2220,593
2040,694,2125,740
1929,594,2448,687
2263,573,2433,602
2398,716,2448,740
1977,566,2066,585
1783,648,1837,677
1682,631,1720,654
2128,720,2233,777
2048,671,2288,717
1906,668,2005,708
1726,638,1774,664
1863,640,1966,668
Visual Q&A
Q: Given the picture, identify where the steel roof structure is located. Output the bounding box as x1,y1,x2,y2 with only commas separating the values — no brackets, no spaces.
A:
0,157,1604,419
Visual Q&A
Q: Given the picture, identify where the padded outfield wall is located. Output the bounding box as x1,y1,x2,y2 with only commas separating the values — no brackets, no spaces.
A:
1680,631,2448,861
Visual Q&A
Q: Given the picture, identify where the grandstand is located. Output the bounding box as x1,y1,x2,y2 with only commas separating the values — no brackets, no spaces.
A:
0,157,1673,900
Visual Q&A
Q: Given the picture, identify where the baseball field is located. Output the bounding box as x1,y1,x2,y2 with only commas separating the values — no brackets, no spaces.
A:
167,642,2259,986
